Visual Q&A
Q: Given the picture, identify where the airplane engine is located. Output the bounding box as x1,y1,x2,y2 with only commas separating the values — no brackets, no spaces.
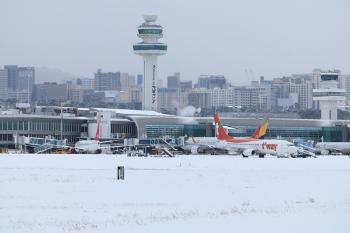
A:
95,149,102,154
320,149,330,155
242,149,256,157
190,146,199,154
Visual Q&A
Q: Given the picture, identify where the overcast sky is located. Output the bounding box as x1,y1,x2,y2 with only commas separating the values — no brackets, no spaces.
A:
1,0,349,84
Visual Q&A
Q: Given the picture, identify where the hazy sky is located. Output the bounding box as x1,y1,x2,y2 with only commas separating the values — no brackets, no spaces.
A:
1,0,349,84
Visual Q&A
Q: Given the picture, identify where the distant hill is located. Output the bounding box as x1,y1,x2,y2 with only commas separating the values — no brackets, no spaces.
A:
35,67,79,84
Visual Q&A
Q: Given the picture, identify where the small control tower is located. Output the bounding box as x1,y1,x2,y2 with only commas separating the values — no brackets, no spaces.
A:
133,14,167,111
313,70,345,120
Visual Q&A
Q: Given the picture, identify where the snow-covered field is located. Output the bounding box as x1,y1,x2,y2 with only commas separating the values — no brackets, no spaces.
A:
0,154,349,233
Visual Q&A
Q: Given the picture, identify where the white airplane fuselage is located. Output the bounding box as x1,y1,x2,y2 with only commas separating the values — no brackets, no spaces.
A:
74,139,101,154
229,139,298,156
315,142,350,154
185,137,298,156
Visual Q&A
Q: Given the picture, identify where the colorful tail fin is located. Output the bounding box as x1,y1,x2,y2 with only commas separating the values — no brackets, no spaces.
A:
214,113,234,141
252,118,269,139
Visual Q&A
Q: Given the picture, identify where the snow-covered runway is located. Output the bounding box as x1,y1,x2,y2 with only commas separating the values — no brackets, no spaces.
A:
0,155,349,233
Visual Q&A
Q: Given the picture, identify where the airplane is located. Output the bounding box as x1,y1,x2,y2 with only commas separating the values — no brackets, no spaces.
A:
183,114,269,154
213,113,299,157
315,142,350,155
74,114,121,154
182,137,227,155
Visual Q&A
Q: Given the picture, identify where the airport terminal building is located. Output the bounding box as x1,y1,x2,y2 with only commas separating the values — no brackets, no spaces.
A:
0,106,349,147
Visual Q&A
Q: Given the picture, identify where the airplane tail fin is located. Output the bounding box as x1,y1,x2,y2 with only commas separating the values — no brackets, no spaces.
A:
214,113,220,125
192,137,199,144
252,117,269,139
214,113,234,141
95,114,101,141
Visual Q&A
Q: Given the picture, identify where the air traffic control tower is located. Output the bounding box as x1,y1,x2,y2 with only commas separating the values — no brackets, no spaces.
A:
133,14,167,111
313,70,345,120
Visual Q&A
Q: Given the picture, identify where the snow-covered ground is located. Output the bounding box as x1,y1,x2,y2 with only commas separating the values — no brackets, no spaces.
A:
0,154,349,233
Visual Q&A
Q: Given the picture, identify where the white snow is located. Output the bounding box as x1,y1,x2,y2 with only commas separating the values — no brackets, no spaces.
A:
0,155,350,233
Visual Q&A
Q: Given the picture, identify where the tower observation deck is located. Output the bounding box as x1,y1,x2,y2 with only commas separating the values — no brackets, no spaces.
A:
133,14,167,111
313,70,345,120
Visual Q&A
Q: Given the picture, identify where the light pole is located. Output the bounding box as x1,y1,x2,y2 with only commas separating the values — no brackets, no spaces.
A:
60,101,63,141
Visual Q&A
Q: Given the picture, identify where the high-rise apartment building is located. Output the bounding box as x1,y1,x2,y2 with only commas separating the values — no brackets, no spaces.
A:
289,79,313,110
80,78,95,90
180,81,192,92
137,74,143,86
4,65,18,90
167,72,180,89
188,89,211,109
120,73,136,91
94,69,121,91
0,69,8,100
210,88,236,108
34,82,69,102
3,66,35,102
157,88,181,112
197,75,227,89
341,75,350,102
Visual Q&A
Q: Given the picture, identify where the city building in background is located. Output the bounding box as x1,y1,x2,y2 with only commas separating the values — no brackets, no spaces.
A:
0,69,8,101
196,75,227,89
167,72,180,89
2,62,350,122
136,74,143,86
180,81,192,92
94,69,121,91
157,87,180,113
79,78,95,90
34,82,69,103
2,65,35,103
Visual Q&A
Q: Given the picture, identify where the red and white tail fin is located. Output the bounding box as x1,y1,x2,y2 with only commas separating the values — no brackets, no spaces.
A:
94,114,101,141
214,113,234,141
192,137,199,144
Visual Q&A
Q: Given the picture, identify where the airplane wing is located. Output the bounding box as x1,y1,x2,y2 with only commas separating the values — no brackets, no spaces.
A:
99,140,117,144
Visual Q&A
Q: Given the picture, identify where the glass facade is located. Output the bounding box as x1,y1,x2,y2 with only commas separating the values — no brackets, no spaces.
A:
145,123,348,142
133,44,167,51
1,116,349,146
228,126,345,142
184,124,212,137
313,92,344,97
321,74,338,81
111,122,137,138
0,118,82,144
138,28,162,35
146,124,184,138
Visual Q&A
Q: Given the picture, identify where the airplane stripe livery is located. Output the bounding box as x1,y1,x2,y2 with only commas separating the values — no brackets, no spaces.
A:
214,113,298,157
214,113,257,143
185,113,299,157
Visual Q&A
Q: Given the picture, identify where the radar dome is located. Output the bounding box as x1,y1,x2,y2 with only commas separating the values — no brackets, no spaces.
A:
143,14,158,22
